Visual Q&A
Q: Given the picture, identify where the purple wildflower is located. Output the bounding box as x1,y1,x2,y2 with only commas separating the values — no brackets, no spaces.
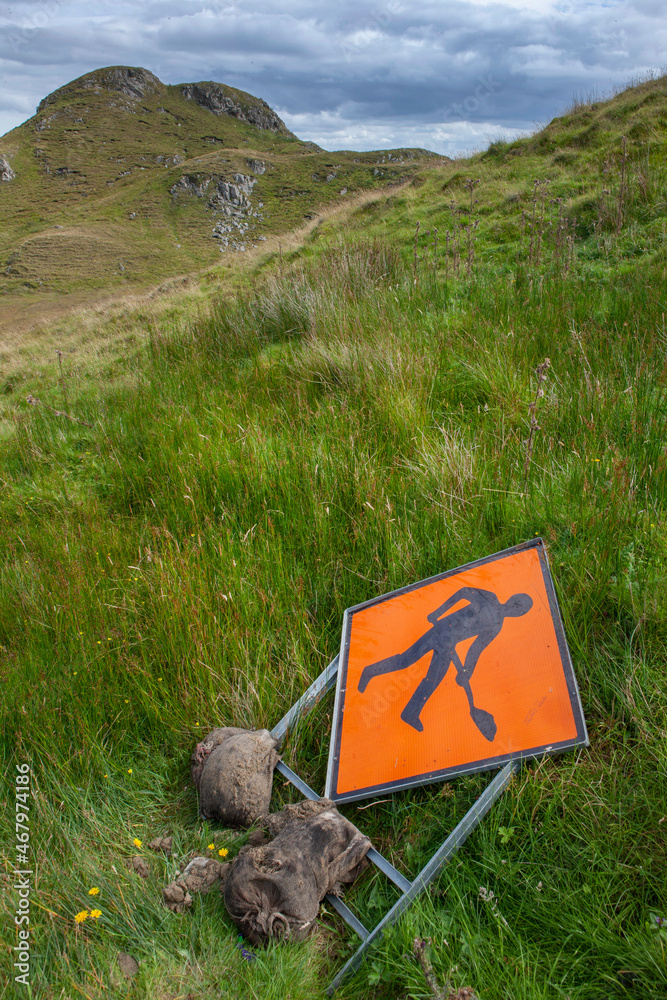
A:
236,936,256,962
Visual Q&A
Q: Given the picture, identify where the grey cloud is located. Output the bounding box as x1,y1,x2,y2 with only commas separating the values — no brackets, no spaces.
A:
0,0,664,154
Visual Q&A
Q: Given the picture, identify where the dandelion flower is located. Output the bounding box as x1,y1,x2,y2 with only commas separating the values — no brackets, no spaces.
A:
218,847,228,857
88,887,100,896
74,910,89,923
127,769,133,774
207,843,215,850
133,838,142,848
89,909,102,919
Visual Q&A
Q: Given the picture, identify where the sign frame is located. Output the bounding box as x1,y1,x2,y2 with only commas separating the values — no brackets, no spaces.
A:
325,538,588,804
270,659,521,994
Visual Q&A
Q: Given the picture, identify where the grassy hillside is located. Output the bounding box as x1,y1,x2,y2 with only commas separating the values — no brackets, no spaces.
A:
0,65,443,301
1,74,667,1000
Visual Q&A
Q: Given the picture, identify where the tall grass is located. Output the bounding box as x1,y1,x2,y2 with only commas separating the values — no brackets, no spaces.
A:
2,127,667,998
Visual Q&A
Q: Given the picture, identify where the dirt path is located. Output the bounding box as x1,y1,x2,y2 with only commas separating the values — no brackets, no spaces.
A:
0,186,402,347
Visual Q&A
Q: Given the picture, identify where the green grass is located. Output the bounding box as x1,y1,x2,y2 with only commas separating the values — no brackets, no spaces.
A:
0,66,442,299
1,75,667,1000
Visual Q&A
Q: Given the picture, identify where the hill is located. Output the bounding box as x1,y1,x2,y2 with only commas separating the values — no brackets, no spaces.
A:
1,73,666,1000
0,65,444,302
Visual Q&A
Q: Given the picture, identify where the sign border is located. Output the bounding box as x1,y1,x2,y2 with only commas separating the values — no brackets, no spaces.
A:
325,538,588,803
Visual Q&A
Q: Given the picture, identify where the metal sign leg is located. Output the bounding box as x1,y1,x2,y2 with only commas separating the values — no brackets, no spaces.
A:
326,758,520,995
267,656,520,995
271,655,340,745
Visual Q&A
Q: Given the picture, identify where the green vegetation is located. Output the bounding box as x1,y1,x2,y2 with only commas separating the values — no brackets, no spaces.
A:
0,65,442,303
1,73,667,999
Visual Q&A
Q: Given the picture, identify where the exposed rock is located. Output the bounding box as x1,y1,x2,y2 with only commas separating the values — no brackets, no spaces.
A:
0,156,14,182
37,66,163,112
170,172,257,210
180,82,292,135
246,159,266,175
35,113,59,132
169,169,263,253
209,174,257,212
170,174,212,199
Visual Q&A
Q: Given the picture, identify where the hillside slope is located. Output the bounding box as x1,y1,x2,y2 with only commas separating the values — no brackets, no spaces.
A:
1,74,667,1000
0,66,443,298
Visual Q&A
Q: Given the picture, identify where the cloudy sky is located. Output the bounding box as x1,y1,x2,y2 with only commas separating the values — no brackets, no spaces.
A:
0,0,664,155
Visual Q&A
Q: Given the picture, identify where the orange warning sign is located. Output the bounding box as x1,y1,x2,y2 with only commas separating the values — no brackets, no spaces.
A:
325,539,587,803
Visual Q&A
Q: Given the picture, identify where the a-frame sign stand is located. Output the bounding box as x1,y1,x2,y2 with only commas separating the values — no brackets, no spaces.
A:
269,540,588,993
270,654,520,994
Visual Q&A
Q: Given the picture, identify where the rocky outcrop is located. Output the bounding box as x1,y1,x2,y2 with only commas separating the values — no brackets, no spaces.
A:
208,173,257,212
170,172,258,213
169,170,263,253
170,174,212,199
0,156,14,182
37,66,163,112
32,66,303,145
179,82,292,135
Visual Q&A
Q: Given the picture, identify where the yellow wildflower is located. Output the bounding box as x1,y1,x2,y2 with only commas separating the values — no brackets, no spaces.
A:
127,769,132,774
207,843,215,850
74,910,88,923
88,887,100,896
89,909,102,919
218,848,228,857
133,838,142,848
